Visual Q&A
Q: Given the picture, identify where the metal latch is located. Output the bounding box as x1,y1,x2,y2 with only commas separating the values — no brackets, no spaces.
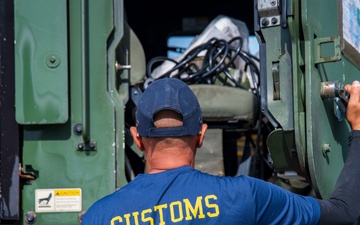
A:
313,36,341,64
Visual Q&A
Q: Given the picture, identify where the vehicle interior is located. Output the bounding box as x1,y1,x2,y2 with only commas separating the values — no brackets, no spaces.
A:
122,0,274,181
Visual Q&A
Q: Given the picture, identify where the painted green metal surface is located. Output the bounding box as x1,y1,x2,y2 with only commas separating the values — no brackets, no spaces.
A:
262,27,294,131
301,0,358,199
259,0,303,177
262,0,360,199
266,129,301,172
16,0,128,224
14,0,68,124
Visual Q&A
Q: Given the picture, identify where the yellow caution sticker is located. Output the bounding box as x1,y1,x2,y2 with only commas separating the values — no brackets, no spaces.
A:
35,188,82,213
54,189,81,196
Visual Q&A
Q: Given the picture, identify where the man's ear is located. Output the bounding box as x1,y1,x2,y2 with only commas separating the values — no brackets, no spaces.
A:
196,124,208,148
130,126,145,151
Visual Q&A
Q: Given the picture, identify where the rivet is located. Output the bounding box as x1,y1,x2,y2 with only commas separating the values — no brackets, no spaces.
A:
271,17,278,24
261,18,269,27
78,143,84,150
73,123,83,135
45,54,61,68
89,141,96,150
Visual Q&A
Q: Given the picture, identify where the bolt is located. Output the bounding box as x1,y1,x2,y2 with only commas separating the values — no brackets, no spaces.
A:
78,142,84,150
89,141,96,150
25,211,37,224
270,0,276,6
322,143,331,155
73,123,83,135
115,61,131,71
261,18,269,27
271,17,278,24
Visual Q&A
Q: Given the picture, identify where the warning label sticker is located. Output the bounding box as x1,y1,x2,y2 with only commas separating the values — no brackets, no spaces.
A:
35,188,82,213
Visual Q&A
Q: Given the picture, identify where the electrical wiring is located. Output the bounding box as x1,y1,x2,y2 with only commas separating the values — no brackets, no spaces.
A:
146,36,262,141
145,35,262,142
146,36,260,93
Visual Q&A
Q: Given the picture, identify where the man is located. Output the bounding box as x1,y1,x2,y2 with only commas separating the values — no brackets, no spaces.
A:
82,78,360,224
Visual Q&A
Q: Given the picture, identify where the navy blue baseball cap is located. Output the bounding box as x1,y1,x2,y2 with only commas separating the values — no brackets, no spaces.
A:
136,78,203,137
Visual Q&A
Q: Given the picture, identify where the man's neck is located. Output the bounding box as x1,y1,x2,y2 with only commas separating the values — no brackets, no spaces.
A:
145,156,194,174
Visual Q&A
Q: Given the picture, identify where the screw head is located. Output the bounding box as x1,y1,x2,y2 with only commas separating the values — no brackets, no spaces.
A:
271,17,278,24
73,123,83,135
261,18,269,27
89,141,96,150
25,211,37,224
77,143,84,150
45,53,61,68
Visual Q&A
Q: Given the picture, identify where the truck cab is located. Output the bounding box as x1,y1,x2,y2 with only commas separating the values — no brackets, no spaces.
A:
1,0,359,224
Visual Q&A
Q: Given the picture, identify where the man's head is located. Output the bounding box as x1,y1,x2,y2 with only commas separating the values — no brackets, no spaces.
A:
135,78,203,137
130,78,208,171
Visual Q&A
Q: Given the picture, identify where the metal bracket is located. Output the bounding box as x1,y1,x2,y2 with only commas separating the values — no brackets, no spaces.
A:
313,36,341,64
257,0,281,28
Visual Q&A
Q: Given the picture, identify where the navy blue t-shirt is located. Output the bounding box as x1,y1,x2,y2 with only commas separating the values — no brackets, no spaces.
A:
81,166,320,225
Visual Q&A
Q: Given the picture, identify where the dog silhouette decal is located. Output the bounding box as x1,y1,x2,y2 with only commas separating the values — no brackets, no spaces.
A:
38,193,52,205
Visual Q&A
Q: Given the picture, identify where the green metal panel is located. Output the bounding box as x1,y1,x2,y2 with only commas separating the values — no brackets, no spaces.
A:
261,27,294,131
301,0,359,199
18,0,128,224
14,0,68,124
258,0,303,177
259,0,360,199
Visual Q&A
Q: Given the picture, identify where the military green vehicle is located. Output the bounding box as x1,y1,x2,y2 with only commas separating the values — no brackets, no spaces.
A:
1,0,359,224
